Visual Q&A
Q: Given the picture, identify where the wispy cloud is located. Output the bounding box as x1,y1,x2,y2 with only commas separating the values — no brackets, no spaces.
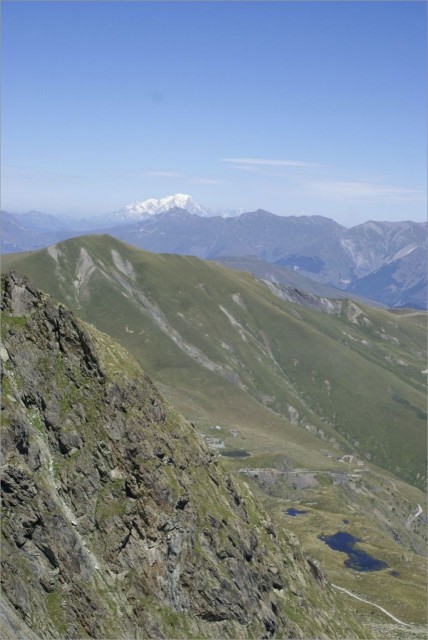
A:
221,157,319,168
146,170,187,178
145,170,225,186
220,157,426,206
303,179,427,203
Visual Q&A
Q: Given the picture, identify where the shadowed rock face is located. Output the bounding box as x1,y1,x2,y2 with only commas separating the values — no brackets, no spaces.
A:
1,273,365,639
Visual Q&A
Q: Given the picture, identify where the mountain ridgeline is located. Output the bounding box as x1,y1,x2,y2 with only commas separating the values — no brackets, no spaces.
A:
1,207,426,309
106,209,426,309
0,272,365,639
2,235,426,490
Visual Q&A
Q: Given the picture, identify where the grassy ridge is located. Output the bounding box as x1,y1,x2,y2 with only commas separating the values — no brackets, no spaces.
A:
2,234,426,488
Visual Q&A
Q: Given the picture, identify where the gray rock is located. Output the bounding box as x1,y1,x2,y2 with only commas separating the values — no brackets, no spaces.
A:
1,273,367,640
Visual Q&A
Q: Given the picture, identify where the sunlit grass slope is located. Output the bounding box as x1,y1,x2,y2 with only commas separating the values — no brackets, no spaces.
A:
2,234,426,489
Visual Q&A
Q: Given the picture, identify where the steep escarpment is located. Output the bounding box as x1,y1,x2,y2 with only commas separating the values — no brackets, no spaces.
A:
1,273,366,639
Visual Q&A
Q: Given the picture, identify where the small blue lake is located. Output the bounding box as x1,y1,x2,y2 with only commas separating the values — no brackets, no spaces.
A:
318,531,388,572
285,508,308,517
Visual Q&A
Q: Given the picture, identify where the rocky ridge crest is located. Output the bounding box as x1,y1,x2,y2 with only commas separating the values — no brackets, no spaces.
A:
1,272,365,639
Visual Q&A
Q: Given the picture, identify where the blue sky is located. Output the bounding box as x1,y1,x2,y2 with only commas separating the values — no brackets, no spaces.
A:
2,1,426,224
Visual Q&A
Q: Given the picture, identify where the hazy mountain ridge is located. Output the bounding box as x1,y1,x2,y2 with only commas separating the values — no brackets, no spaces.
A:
1,206,426,308
1,272,365,639
348,246,427,309
107,209,426,308
214,256,386,309
340,220,425,274
0,211,78,254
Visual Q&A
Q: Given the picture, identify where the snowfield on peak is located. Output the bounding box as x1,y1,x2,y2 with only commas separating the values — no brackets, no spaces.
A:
114,194,211,220
110,194,245,221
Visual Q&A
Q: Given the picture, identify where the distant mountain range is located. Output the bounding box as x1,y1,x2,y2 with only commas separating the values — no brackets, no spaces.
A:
1,196,426,309
348,245,427,309
1,210,78,254
105,208,427,309
81,194,244,227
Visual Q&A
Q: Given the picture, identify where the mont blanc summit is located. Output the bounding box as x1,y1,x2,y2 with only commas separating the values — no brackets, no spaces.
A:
110,194,244,222
113,194,211,221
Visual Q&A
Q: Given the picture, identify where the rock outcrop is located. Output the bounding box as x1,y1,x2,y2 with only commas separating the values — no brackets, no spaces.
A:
1,272,365,639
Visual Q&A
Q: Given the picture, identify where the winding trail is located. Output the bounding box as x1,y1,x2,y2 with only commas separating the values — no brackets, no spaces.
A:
331,583,411,627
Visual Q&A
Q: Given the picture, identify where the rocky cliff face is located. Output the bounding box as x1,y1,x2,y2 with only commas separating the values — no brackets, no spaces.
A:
1,273,365,639
348,245,427,309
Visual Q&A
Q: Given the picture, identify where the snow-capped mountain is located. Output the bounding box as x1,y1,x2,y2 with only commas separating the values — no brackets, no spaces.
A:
110,194,245,222
113,194,212,221
2,205,426,308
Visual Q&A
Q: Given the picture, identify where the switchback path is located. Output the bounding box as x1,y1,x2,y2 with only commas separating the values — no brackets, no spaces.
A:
331,583,411,627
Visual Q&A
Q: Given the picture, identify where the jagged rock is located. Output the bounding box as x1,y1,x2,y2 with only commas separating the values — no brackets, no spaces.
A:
1,273,367,639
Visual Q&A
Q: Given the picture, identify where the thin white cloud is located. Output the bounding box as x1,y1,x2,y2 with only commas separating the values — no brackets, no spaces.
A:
304,179,427,203
228,165,263,173
144,171,224,185
221,157,319,168
146,170,187,178
145,170,225,185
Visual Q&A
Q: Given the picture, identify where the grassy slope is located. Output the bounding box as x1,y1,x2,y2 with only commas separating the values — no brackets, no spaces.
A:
3,235,425,487
2,235,427,628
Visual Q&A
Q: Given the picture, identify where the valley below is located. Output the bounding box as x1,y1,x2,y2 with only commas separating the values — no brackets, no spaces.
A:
189,400,427,634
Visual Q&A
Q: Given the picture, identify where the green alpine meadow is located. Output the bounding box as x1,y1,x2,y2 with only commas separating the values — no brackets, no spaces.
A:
3,235,426,487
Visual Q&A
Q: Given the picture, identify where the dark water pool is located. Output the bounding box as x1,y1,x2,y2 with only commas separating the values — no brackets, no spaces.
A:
389,570,400,577
221,449,251,458
318,531,388,572
286,508,308,517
